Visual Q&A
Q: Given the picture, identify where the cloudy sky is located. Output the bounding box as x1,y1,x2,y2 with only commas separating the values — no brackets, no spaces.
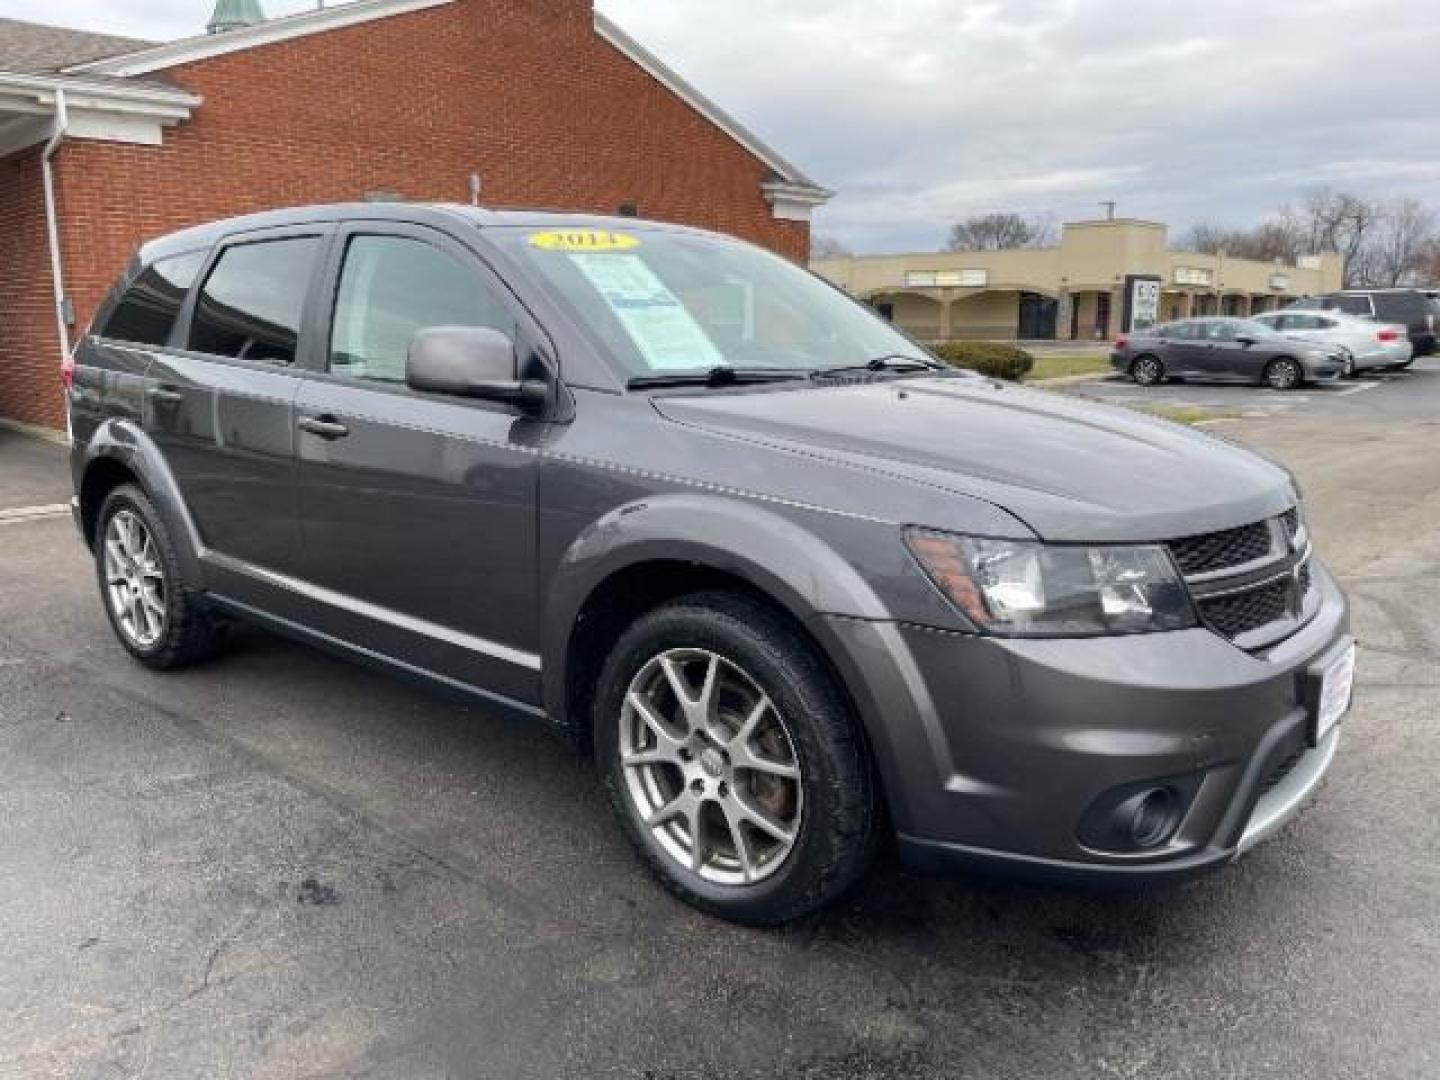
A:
8,0,1439,251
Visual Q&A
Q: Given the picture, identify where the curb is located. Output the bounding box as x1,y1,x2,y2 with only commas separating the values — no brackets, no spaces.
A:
1025,372,1116,387
0,417,70,447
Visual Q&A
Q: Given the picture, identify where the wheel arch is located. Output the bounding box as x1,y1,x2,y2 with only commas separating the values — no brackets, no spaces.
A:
541,493,893,746
77,419,205,582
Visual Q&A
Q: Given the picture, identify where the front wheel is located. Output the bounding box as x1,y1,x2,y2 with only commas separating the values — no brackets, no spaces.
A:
595,592,877,925
1264,357,1303,391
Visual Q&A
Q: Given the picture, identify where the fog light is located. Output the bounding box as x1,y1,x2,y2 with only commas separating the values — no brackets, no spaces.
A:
1116,787,1180,849
1078,775,1199,854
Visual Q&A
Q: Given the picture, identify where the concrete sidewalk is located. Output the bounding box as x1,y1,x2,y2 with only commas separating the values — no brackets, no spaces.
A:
0,424,70,513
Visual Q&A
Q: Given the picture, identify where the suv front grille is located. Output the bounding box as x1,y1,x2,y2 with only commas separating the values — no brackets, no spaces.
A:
1167,509,1313,646
1169,520,1273,576
1197,575,1294,639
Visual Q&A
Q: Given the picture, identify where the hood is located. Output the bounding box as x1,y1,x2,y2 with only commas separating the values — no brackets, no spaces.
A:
653,376,1296,542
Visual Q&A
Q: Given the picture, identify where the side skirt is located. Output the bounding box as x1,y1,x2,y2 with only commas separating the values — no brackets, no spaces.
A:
207,593,551,724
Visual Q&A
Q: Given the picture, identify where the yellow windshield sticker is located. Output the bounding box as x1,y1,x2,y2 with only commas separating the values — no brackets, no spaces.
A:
528,229,641,253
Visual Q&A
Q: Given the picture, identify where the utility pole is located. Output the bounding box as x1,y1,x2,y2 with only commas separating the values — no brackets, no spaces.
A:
1100,201,1116,222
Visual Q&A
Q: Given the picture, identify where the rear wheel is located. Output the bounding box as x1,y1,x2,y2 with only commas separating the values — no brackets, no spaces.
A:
1264,357,1303,391
1131,354,1164,386
95,485,224,669
595,591,877,925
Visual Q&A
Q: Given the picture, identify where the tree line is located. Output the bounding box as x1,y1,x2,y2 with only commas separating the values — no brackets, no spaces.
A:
812,194,1439,289
1179,189,1435,288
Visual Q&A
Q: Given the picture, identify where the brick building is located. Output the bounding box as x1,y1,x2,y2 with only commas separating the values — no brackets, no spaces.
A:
0,0,829,429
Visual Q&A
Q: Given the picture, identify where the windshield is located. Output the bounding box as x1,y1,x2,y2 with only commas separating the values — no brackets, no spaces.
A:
492,226,932,378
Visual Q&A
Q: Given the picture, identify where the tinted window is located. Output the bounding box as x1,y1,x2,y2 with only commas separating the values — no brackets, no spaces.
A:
1333,295,1374,318
1372,293,1421,322
1165,321,1199,340
101,252,206,346
189,237,321,365
328,236,517,384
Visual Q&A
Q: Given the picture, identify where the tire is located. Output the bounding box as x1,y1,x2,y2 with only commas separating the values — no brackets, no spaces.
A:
95,484,224,670
594,590,877,925
1131,354,1164,386
1264,357,1303,391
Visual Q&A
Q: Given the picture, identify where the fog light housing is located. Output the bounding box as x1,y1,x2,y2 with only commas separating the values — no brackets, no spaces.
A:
1078,775,1201,854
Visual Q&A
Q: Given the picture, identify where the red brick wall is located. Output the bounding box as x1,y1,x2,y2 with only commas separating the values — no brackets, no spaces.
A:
0,146,66,428
0,0,811,428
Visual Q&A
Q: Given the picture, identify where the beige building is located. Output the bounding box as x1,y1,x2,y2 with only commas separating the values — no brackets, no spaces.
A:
812,219,1344,343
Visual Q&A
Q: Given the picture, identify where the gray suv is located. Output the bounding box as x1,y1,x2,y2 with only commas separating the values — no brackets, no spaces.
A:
69,205,1355,924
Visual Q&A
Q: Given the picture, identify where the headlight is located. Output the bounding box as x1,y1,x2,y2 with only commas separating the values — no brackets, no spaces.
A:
904,530,1197,637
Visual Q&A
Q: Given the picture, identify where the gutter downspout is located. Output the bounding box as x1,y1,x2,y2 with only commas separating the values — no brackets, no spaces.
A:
40,86,72,435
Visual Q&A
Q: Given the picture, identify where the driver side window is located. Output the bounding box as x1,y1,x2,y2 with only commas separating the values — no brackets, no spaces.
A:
329,235,516,384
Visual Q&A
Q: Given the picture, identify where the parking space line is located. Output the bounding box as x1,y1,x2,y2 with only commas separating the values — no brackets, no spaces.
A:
1333,381,1382,397
0,503,71,526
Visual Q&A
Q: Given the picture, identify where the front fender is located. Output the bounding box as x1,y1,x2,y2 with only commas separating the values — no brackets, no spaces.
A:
79,419,206,585
540,492,896,712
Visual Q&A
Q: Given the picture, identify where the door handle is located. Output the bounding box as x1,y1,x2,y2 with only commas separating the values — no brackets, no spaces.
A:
146,385,184,404
298,415,350,440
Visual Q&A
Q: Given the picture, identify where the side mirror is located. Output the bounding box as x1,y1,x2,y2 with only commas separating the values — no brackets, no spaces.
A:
406,326,547,410
1235,335,1256,347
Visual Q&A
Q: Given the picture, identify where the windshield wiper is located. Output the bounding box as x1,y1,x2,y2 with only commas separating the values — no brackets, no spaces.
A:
628,366,809,390
810,354,946,379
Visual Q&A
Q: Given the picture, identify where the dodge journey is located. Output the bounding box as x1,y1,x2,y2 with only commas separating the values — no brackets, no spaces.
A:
69,205,1354,924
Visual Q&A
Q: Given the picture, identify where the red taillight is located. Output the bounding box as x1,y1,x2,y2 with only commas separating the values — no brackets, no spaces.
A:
60,353,75,391
1114,336,1129,350
1377,329,1399,342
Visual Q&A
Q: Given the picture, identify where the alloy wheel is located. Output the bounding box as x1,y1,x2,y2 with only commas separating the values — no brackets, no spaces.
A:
103,510,167,648
619,648,804,886
1133,356,1162,385
1267,359,1301,390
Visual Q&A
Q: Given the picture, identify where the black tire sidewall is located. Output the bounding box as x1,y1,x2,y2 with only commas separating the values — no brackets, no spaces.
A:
594,593,874,925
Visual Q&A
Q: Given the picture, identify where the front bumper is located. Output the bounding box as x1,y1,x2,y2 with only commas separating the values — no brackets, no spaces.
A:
1301,356,1344,381
820,560,1350,885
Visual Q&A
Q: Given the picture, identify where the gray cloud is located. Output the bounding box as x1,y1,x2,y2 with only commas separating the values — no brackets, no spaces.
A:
7,0,1437,251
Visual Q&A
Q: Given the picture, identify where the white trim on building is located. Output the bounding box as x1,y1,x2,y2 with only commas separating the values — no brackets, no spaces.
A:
0,72,200,154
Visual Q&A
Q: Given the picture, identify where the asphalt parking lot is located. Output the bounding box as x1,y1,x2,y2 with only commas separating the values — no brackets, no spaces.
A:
1,363,1437,1079
1073,360,1437,419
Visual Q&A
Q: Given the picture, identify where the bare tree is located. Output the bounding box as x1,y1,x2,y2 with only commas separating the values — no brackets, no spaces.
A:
1178,217,1301,263
948,212,1053,251
1366,198,1437,287
809,234,852,260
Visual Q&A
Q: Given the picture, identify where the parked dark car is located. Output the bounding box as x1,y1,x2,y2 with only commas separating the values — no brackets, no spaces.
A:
1289,288,1440,357
1110,317,1345,389
69,205,1354,924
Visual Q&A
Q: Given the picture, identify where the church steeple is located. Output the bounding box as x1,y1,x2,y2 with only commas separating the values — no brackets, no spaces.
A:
207,0,267,35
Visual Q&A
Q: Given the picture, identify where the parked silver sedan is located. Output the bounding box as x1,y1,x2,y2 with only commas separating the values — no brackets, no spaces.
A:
1253,309,1414,376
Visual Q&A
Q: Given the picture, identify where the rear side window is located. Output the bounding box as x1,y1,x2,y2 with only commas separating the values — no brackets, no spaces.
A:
1332,295,1374,318
189,237,321,365
101,252,206,347
329,235,516,384
1373,294,1420,322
